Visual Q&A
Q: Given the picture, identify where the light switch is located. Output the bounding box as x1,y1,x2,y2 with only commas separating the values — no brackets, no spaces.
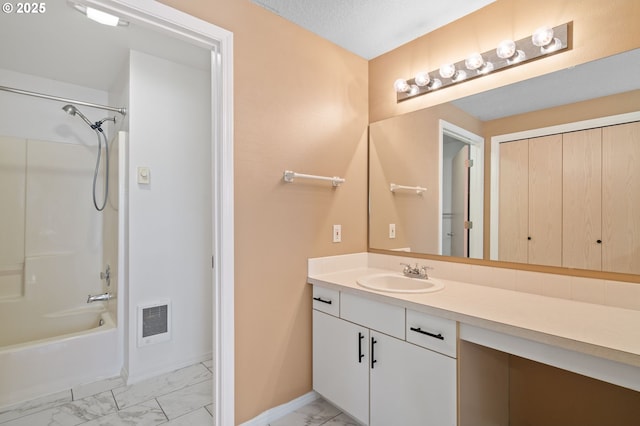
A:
389,223,396,239
137,167,150,184
333,224,341,243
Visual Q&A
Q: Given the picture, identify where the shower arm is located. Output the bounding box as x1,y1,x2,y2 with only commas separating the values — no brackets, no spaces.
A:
0,85,127,116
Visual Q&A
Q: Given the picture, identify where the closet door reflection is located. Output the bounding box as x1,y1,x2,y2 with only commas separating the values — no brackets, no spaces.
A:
562,128,602,270
602,121,640,274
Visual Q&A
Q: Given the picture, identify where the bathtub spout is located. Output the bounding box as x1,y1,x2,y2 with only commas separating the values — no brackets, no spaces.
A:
87,292,112,303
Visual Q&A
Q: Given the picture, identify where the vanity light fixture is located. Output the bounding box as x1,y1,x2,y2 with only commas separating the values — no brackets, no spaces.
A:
69,2,130,27
395,22,570,101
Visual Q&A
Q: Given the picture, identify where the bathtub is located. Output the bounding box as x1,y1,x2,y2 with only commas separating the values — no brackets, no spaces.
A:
0,310,119,408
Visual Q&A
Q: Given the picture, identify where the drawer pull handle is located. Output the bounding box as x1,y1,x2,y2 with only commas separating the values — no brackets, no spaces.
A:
371,337,377,369
358,332,364,363
410,326,444,340
313,297,332,305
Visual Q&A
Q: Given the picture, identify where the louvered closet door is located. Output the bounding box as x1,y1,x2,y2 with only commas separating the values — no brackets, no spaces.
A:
562,128,602,270
528,134,563,267
602,121,640,274
498,140,528,263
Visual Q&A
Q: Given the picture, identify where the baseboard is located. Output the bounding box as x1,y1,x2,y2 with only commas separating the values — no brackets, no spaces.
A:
240,391,319,426
124,352,213,385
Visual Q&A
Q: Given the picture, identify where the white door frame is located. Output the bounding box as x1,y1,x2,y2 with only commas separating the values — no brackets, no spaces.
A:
85,1,234,424
438,120,484,259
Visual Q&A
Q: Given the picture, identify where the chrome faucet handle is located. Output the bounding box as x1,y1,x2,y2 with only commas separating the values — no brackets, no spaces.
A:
400,262,415,273
419,265,434,278
100,265,111,287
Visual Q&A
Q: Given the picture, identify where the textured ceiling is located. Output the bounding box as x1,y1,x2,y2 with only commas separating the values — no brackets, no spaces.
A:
252,0,496,59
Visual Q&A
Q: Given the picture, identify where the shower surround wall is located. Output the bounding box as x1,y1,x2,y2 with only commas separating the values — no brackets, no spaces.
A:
0,68,122,406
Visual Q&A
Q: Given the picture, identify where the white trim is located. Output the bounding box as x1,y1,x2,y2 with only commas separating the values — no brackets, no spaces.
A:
460,324,640,392
87,1,235,424
439,120,484,258
240,391,320,426
489,111,640,260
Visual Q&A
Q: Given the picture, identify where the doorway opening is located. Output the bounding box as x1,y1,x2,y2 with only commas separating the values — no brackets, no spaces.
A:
439,120,483,259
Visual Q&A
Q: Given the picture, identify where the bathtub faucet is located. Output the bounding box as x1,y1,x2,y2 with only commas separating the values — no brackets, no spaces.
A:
87,292,112,303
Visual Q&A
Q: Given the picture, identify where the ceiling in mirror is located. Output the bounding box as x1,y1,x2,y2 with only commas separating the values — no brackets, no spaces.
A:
452,49,640,121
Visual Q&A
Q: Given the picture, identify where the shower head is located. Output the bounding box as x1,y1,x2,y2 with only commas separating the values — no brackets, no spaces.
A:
62,104,94,128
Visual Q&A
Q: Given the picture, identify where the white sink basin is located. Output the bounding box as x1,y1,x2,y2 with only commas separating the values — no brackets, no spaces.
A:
356,273,444,294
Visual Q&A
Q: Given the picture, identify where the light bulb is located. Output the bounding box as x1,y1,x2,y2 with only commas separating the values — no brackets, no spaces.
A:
496,40,516,59
408,85,420,96
540,38,562,54
439,64,456,79
532,26,554,47
429,78,442,90
496,39,526,64
414,72,431,87
477,62,494,75
394,78,410,93
465,53,485,70
452,70,467,82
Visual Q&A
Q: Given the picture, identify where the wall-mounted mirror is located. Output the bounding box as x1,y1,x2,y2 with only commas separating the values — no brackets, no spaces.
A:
369,48,640,274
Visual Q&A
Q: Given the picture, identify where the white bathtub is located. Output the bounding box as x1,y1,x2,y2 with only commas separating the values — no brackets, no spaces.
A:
0,310,119,408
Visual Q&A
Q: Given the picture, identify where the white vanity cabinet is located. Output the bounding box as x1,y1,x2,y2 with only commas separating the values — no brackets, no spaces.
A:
313,309,370,424
312,289,457,426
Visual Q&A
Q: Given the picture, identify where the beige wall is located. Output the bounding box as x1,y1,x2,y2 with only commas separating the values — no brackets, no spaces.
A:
158,1,368,423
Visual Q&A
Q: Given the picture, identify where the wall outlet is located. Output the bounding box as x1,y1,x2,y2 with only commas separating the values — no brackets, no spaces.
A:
389,223,396,239
333,224,342,243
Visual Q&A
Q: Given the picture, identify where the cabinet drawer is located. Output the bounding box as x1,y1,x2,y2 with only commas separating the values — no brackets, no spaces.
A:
341,292,404,339
406,309,457,358
313,286,339,316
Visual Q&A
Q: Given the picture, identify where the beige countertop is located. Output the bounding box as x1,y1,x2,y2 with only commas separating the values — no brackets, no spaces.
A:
308,267,640,369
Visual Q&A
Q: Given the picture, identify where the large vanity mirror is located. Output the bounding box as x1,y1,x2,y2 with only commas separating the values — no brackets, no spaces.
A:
369,48,640,275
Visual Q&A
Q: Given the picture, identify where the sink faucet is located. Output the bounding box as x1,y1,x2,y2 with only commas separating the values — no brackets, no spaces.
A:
400,263,431,279
87,292,112,303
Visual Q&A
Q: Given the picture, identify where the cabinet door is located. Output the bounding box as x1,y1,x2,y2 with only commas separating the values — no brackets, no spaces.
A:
370,332,457,426
498,139,529,263
528,134,563,266
602,121,640,274
313,310,369,425
562,128,602,270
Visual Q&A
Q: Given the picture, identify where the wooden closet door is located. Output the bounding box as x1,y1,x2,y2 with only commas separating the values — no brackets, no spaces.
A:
528,134,563,267
498,140,528,263
562,128,602,270
602,121,640,274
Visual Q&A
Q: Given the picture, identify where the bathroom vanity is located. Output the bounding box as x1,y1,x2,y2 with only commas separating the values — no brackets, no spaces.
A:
308,253,640,426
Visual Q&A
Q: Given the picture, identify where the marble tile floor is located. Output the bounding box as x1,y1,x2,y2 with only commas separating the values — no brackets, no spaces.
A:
269,398,360,426
0,359,214,426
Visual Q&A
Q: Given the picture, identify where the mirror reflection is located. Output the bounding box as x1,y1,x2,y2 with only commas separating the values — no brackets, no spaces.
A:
369,48,640,274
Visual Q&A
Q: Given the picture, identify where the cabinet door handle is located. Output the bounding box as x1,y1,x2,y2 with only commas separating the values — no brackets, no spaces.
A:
371,337,377,369
410,326,444,340
313,297,332,305
596,239,602,244
358,332,364,363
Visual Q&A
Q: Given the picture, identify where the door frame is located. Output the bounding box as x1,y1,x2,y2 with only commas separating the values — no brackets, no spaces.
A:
86,1,234,424
439,120,484,259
